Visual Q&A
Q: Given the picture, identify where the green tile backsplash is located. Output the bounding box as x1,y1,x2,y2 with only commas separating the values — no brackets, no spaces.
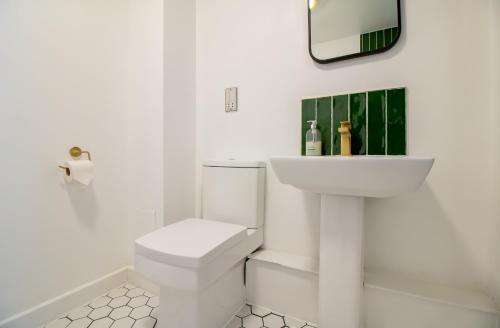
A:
387,88,406,155
301,87,407,156
350,93,367,155
361,26,400,53
367,90,386,155
317,97,332,156
301,99,316,156
332,95,348,155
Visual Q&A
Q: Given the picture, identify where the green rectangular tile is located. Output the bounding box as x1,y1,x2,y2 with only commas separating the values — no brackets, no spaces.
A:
301,98,316,155
392,27,400,41
376,31,384,50
332,95,349,155
369,32,377,51
350,93,367,155
317,97,332,156
384,28,392,47
386,88,406,155
361,33,370,53
367,90,386,155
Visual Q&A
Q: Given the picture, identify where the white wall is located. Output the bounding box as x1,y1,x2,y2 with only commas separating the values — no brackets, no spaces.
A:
127,0,164,262
0,0,163,321
196,0,500,301
490,0,500,304
163,0,197,225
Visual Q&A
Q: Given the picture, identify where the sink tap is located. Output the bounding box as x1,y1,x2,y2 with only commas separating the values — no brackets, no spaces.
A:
338,121,352,156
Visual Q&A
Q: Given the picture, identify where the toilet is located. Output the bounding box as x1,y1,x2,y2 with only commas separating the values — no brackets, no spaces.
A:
134,160,266,328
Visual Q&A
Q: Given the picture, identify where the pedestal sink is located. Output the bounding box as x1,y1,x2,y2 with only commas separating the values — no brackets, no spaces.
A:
269,156,434,328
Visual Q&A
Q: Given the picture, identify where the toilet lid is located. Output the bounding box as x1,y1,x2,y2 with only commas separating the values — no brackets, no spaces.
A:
135,218,247,269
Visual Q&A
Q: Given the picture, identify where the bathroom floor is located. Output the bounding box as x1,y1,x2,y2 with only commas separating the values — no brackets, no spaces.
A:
43,283,158,328
43,283,317,328
227,305,317,328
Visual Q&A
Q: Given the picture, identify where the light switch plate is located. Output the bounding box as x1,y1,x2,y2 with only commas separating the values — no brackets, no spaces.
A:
225,87,238,112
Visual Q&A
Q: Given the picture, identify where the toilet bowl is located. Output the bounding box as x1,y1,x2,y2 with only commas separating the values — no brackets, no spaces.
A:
134,160,266,328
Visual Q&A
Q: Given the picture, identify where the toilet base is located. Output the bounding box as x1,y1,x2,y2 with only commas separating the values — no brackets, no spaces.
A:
157,261,246,328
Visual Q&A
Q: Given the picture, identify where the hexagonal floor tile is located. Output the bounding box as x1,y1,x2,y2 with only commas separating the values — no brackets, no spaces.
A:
128,296,147,308
130,305,152,319
150,307,158,319
88,318,113,328
110,317,134,328
144,291,154,298
250,305,271,317
45,318,71,328
132,317,156,328
109,296,130,308
109,306,132,320
108,287,128,298
67,317,92,328
146,296,158,308
263,313,285,328
226,316,242,328
126,288,144,298
89,296,111,309
88,306,112,320
284,316,306,328
242,314,263,328
123,283,136,290
236,304,251,318
42,286,321,328
67,306,92,320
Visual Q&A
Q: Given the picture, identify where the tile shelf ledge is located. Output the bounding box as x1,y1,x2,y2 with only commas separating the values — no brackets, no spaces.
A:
364,270,500,316
249,250,499,316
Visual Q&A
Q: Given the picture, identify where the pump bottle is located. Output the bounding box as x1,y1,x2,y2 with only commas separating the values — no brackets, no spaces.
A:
306,120,322,156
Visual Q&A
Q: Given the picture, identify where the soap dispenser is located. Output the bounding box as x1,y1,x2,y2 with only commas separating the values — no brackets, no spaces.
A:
306,120,322,156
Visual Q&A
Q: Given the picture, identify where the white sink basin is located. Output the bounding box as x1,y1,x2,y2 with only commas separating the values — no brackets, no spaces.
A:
270,156,434,198
269,155,434,328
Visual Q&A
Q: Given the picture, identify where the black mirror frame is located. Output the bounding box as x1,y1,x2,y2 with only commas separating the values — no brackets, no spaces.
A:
308,0,402,64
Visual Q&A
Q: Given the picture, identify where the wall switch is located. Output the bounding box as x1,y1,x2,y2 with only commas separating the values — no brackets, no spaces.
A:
225,87,238,112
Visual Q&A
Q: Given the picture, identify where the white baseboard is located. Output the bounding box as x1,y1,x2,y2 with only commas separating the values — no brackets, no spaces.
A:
0,266,161,328
127,266,160,295
246,250,319,324
0,267,129,328
364,287,499,328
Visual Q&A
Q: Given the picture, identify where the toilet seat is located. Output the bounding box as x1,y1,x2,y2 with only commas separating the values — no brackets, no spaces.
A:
134,218,263,291
135,218,247,268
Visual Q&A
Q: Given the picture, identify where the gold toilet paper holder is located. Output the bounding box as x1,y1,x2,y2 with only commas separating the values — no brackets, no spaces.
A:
68,146,92,161
58,147,92,175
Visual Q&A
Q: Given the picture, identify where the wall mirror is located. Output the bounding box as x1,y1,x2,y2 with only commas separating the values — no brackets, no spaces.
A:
308,0,401,63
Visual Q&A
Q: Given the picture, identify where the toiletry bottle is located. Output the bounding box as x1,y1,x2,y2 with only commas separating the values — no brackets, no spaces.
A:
306,120,322,156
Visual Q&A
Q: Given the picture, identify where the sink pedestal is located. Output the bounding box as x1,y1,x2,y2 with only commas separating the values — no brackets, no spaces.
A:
319,195,364,328
269,156,434,328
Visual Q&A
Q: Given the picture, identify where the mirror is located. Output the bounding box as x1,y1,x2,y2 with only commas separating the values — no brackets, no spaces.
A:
308,0,401,63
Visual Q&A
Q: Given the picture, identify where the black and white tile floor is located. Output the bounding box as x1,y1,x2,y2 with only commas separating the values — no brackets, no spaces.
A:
226,304,317,328
44,283,317,328
43,284,158,328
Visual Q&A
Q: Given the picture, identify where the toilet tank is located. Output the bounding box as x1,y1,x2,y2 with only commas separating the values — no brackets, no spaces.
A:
202,160,266,229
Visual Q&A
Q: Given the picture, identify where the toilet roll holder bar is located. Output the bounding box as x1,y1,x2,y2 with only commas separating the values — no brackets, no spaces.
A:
58,147,92,175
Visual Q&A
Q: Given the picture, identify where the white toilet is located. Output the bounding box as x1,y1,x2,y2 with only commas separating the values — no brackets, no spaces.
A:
134,160,266,328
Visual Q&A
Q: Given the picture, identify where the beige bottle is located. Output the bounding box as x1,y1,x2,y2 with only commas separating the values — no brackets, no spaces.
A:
338,121,352,156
